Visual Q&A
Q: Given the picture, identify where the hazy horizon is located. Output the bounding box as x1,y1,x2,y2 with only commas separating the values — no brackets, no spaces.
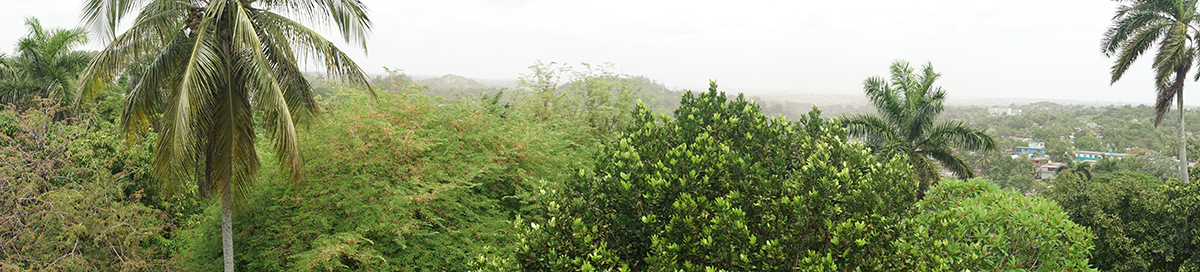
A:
4,0,1193,106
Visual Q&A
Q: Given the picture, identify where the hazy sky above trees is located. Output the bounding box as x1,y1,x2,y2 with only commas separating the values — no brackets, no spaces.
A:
4,0,1186,104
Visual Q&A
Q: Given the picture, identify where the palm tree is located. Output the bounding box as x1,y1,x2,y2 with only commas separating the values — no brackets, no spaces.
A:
1056,159,1093,181
1103,0,1199,182
841,61,997,198
0,17,91,107
76,1,373,270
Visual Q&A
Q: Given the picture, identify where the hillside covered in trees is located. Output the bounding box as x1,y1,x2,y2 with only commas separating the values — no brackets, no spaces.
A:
8,0,1200,271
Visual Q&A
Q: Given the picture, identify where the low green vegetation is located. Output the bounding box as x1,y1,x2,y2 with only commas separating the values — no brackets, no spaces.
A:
980,152,1037,192
473,83,1094,271
1044,171,1200,271
9,10,1200,271
894,179,1094,271
175,90,590,271
0,101,175,270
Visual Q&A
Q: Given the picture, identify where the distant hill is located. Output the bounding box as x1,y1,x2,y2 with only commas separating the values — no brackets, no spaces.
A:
416,74,490,90
414,74,497,98
473,78,519,89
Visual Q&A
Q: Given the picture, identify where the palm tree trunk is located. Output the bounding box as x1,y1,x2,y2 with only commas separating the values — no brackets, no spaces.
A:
1180,90,1189,182
913,154,933,199
222,185,235,272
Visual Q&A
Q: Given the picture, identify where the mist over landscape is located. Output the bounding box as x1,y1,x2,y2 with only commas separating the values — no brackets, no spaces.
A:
7,0,1200,271
1,0,1188,106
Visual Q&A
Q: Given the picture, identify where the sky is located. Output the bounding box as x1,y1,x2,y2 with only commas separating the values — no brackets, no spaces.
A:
1,0,1189,105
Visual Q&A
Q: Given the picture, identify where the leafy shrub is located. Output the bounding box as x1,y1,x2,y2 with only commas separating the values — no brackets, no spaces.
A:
1047,171,1200,271
981,153,1036,192
0,101,175,271
892,179,1096,271
1162,178,1200,271
512,61,646,144
490,82,920,271
175,90,591,271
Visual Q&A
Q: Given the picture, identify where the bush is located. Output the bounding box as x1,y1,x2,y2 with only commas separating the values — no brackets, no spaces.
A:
0,102,175,271
1047,171,1200,271
981,153,1036,192
174,90,591,271
892,179,1096,271
492,82,919,271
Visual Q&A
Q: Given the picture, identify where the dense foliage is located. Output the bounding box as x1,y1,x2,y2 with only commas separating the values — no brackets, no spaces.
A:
1045,171,1200,271
478,82,916,271
17,14,1200,271
474,82,1093,271
979,152,1037,192
943,103,1199,156
893,179,1095,271
510,61,647,143
173,90,591,271
0,101,177,271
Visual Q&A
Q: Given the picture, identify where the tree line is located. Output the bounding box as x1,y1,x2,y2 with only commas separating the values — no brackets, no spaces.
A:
5,0,1200,270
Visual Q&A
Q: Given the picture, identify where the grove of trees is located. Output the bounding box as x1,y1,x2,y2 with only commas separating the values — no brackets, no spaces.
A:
7,1,1200,271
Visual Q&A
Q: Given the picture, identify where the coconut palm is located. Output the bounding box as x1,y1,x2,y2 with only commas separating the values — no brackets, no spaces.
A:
0,17,91,107
1103,0,1199,181
841,61,997,198
76,0,372,270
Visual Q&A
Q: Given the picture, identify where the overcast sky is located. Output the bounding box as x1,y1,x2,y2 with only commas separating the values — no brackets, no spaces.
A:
2,0,1189,105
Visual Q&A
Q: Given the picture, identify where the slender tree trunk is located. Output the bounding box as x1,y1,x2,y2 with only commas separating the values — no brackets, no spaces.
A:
913,154,931,199
1180,90,1189,182
218,17,236,272
222,185,235,272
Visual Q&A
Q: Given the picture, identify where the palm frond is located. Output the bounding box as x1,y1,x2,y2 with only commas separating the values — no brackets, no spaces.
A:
1154,61,1191,125
121,30,192,142
908,152,938,191
888,60,916,94
904,87,945,143
840,114,896,151
921,121,997,153
251,11,320,123
915,62,942,95
254,11,372,93
257,0,373,51
1152,23,1190,82
76,0,187,105
926,148,973,181
154,0,226,191
80,0,158,43
862,76,905,127
231,2,302,183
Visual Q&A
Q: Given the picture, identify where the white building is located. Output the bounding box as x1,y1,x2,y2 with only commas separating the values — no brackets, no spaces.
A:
989,108,1022,116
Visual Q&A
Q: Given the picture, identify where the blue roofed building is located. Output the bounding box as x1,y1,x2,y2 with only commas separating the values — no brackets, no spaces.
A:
1014,141,1045,155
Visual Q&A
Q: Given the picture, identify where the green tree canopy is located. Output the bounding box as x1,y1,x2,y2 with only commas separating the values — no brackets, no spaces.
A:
892,179,1095,271
492,82,922,271
1047,171,1200,271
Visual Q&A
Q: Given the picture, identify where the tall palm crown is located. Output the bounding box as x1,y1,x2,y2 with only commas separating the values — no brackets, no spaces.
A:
77,0,372,200
0,17,91,106
1103,0,1198,181
842,61,996,197
76,0,372,270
